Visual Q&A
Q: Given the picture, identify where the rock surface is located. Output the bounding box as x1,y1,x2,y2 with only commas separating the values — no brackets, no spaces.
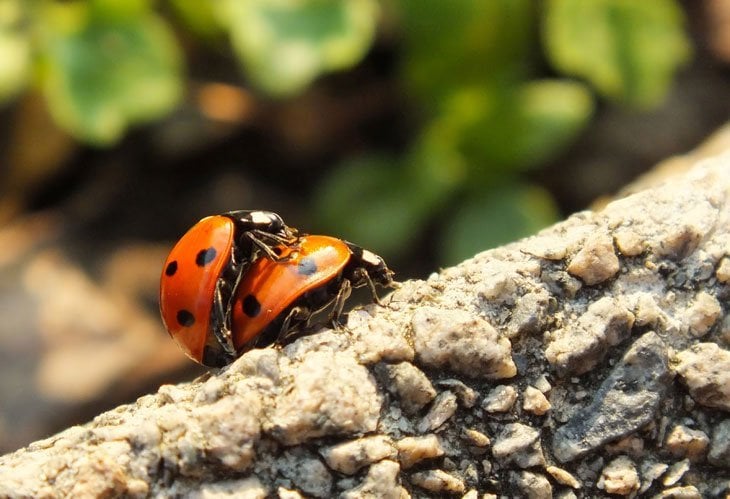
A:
2,155,730,496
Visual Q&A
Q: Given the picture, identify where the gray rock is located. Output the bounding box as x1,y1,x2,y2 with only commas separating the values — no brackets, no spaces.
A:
492,423,546,468
553,332,672,462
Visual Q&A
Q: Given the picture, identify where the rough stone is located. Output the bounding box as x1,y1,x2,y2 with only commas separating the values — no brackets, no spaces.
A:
553,332,672,462
409,469,465,495
674,342,730,411
596,456,639,496
653,485,701,498
412,307,516,379
511,471,553,499
545,466,581,489
566,232,620,285
662,459,690,487
266,350,382,445
492,423,545,468
437,379,478,408
481,385,517,413
418,391,458,433
396,434,444,469
664,425,709,461
717,256,730,283
341,460,409,499
321,435,396,475
684,291,722,337
545,297,635,376
376,362,436,415
708,419,730,467
523,386,551,416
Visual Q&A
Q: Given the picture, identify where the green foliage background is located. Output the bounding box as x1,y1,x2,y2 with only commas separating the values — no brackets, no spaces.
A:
0,0,691,265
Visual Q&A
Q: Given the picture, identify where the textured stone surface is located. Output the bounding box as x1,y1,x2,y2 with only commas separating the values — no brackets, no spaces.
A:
552,332,672,462
2,153,730,497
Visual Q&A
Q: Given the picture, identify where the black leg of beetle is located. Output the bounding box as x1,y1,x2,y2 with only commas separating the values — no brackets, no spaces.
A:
212,280,237,357
353,267,383,305
279,306,312,341
328,279,352,328
244,231,299,262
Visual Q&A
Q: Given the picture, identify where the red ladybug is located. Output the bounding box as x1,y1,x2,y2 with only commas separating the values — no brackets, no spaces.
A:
159,211,297,366
229,235,395,356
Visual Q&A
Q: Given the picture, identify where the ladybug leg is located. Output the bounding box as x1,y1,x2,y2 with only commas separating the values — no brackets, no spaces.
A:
279,306,312,341
352,267,383,306
212,280,237,357
328,278,352,327
243,231,299,262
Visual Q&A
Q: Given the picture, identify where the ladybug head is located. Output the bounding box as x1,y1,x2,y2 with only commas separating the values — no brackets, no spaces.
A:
352,246,395,289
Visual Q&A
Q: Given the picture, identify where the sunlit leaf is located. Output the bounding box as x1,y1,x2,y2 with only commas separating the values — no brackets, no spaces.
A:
441,183,559,265
218,0,379,96
38,0,183,144
0,0,30,104
544,0,690,108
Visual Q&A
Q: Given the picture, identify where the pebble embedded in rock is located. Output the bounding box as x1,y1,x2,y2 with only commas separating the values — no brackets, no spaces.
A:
664,425,709,461
409,469,465,495
491,423,546,468
276,452,332,498
396,434,445,469
717,257,730,283
481,385,517,413
662,459,690,487
341,460,408,499
523,386,551,416
376,362,436,415
553,332,671,462
567,232,620,285
614,229,644,256
437,379,478,408
192,478,268,498
418,391,458,433
511,470,553,499
685,291,722,337
462,429,490,448
674,342,730,411
266,351,382,445
321,435,396,475
546,465,581,489
638,460,669,494
597,456,639,496
708,419,730,467
653,485,701,499
545,297,635,376
411,307,517,379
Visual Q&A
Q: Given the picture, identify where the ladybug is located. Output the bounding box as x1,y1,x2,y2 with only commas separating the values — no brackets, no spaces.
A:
159,210,297,366
228,234,395,360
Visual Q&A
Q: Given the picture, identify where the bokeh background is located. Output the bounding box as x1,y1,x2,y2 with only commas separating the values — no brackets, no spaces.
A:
0,0,728,454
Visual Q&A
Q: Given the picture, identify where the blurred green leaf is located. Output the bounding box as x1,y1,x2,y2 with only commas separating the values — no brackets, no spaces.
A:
441,182,559,264
38,0,183,145
544,0,690,108
168,0,223,38
314,153,461,257
0,0,30,104
218,0,379,96
399,0,532,108
469,79,594,174
420,80,592,179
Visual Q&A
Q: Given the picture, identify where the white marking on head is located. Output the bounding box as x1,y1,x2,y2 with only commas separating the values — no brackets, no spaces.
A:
250,211,276,225
361,249,382,266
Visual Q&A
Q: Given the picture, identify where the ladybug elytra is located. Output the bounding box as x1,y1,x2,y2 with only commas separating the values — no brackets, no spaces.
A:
160,212,394,367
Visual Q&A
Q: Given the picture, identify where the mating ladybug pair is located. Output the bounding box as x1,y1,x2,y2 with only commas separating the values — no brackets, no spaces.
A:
159,211,395,367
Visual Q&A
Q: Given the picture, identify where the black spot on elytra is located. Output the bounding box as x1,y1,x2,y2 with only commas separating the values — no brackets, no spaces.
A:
177,309,195,327
196,247,217,267
242,294,261,318
165,261,178,276
297,256,317,276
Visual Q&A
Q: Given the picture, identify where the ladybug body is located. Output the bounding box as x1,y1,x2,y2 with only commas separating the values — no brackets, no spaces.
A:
230,235,394,354
159,211,297,366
